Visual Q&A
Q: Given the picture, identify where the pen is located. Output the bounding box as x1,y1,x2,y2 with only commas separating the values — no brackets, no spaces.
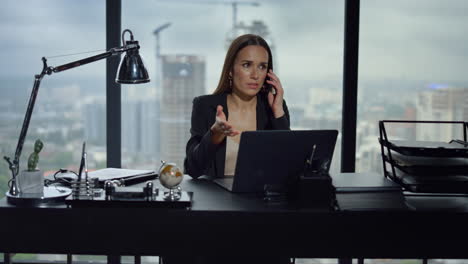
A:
308,144,317,165
77,142,86,181
84,147,88,182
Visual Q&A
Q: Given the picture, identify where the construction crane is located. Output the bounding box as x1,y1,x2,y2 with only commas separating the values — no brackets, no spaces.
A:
153,23,171,95
224,1,260,35
153,22,171,59
155,0,260,35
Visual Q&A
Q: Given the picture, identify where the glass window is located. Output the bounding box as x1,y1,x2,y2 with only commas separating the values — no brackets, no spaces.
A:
357,0,468,174
0,0,105,260
122,0,344,175
0,0,106,200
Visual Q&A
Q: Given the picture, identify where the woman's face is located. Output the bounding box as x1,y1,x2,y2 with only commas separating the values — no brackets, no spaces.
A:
231,45,269,98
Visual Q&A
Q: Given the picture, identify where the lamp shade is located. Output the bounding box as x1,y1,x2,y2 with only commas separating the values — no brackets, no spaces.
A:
116,40,150,84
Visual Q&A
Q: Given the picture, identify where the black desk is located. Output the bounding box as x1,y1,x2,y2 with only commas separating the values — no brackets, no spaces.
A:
1,174,468,259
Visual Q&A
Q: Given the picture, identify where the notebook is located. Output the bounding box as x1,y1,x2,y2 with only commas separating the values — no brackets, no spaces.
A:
214,130,338,193
332,173,407,211
332,172,402,193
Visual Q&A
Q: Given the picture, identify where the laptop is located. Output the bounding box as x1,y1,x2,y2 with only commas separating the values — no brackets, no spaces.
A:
214,130,338,193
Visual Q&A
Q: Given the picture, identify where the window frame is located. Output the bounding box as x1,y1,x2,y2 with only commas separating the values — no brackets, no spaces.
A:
106,0,360,172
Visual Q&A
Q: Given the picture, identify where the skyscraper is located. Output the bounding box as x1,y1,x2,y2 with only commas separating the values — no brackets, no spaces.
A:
122,100,141,155
121,99,160,166
84,99,105,145
416,86,468,141
160,55,205,167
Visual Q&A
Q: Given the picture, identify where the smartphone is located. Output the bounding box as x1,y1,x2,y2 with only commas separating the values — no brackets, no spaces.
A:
264,76,276,95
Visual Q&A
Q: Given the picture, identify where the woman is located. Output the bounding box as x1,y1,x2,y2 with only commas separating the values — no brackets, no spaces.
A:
184,34,290,179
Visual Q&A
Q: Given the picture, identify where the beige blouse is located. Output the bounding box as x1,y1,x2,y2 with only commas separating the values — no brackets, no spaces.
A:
224,136,239,177
223,95,257,177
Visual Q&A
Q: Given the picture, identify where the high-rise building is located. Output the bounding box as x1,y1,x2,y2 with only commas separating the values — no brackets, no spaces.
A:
84,100,105,145
160,55,205,167
416,86,468,141
141,100,160,156
122,100,160,156
122,101,140,154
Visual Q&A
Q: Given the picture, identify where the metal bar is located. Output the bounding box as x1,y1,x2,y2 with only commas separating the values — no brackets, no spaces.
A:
106,1,122,262
106,0,122,168
12,74,44,169
464,122,467,141
4,68,47,195
53,52,113,73
380,121,398,181
341,0,360,173
379,121,389,179
381,120,465,124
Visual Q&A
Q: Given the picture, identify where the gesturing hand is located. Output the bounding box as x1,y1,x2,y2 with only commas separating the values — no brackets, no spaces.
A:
266,69,285,118
210,105,240,144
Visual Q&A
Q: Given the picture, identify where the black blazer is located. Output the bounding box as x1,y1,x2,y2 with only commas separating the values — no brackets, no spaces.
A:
184,92,290,179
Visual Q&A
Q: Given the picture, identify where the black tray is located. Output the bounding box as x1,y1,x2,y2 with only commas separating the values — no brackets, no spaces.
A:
65,190,193,209
387,170,468,194
384,153,468,176
379,120,468,194
379,139,468,157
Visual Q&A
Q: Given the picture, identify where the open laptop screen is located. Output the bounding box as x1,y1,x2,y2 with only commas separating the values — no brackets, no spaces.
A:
229,130,338,193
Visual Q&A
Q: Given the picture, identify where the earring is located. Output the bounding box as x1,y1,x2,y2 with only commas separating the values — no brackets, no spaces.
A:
228,76,233,90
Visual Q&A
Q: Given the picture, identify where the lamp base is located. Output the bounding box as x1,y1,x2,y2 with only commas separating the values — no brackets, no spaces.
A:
6,186,72,206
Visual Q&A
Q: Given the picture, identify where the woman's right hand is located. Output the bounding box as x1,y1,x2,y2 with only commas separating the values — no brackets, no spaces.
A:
210,105,240,144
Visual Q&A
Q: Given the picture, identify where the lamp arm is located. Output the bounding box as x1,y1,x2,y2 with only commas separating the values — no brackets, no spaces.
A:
50,44,138,74
4,42,138,195
4,58,48,195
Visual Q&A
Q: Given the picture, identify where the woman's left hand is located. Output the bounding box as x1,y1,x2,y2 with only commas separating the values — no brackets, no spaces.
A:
266,69,285,118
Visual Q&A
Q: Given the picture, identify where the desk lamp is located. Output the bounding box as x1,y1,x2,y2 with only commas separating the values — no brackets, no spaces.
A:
4,29,150,200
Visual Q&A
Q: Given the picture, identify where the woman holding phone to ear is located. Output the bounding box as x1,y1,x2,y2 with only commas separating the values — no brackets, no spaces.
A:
175,33,291,264
184,34,290,180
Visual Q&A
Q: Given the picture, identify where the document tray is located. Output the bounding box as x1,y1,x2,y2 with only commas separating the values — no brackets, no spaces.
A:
379,120,468,194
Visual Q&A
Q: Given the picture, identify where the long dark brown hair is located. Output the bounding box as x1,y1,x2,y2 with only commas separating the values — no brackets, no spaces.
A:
213,34,273,95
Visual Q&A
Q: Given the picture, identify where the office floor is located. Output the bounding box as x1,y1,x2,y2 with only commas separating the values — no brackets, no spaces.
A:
4,254,468,264
296,260,468,264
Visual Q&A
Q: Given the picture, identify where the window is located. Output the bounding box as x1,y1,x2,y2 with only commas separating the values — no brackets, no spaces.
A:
357,0,468,174
121,0,344,175
0,1,105,261
0,0,107,197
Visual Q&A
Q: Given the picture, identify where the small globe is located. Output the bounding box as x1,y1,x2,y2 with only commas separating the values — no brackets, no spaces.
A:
158,162,183,189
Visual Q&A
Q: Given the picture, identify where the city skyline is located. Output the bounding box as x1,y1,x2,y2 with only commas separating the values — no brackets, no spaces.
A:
2,1,468,171
2,1,468,89
1,2,468,170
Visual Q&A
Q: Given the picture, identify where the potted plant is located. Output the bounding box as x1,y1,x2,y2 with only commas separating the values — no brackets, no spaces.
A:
17,139,44,194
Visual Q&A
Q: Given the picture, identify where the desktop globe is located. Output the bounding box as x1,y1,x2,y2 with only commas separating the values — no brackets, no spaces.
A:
158,161,183,200
158,161,183,188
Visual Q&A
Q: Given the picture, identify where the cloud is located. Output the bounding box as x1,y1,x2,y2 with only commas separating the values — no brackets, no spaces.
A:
0,0,105,78
1,0,468,89
360,0,468,82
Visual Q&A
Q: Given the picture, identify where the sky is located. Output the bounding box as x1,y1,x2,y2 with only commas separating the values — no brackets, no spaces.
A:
1,0,468,99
